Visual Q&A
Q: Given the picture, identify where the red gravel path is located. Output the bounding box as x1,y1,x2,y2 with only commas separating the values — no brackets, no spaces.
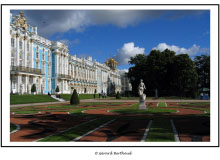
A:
10,102,210,142
10,112,94,142
78,118,149,142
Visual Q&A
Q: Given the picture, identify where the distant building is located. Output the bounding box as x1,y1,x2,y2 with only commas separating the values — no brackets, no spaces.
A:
119,70,132,95
10,11,121,95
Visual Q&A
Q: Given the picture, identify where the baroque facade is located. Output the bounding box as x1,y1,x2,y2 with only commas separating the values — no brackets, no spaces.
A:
10,11,121,95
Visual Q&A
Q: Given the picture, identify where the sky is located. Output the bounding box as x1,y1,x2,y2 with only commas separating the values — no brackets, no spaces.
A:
10,10,210,70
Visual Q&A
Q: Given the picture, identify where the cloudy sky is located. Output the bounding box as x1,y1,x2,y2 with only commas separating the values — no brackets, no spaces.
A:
11,10,210,69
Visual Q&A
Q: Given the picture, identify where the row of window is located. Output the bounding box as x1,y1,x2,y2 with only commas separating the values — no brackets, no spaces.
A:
11,38,51,61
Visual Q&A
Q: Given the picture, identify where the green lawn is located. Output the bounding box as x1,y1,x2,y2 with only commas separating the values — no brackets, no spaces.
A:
110,108,176,115
38,117,114,142
10,95,57,105
179,102,210,106
157,102,167,107
10,123,17,132
146,118,175,142
164,96,197,100
11,110,40,114
60,94,99,101
10,102,132,115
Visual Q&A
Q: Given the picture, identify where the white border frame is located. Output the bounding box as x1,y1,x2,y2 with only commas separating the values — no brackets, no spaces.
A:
2,4,218,147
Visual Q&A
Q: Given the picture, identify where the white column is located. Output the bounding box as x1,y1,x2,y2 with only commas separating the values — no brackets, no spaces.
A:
71,64,75,77
25,76,28,93
18,75,21,94
24,37,27,67
30,39,34,68
16,35,19,66
55,54,59,75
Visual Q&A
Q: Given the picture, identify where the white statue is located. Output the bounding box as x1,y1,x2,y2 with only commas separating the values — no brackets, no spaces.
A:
138,79,146,101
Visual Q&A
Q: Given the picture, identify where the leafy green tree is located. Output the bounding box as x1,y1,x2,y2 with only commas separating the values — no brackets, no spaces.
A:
128,49,198,98
31,84,36,93
194,55,210,92
171,54,198,97
70,89,80,105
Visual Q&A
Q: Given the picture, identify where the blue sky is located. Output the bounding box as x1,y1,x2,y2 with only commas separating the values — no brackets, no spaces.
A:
11,10,210,70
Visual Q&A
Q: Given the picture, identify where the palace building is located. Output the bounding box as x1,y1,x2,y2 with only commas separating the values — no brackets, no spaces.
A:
10,11,121,95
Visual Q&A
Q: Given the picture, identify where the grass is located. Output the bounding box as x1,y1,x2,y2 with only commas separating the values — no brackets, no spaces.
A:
38,117,114,142
178,102,210,106
164,96,197,100
60,94,99,101
80,102,123,106
10,123,17,132
146,118,175,142
110,108,176,115
157,102,167,107
11,110,40,114
10,94,57,105
10,102,132,115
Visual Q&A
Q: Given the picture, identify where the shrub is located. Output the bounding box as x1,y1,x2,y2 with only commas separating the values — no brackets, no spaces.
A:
70,89,80,105
116,91,121,99
55,86,60,93
31,84,36,93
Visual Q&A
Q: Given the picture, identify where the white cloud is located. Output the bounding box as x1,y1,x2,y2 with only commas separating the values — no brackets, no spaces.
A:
114,42,145,65
119,69,129,72
153,43,200,56
59,39,80,47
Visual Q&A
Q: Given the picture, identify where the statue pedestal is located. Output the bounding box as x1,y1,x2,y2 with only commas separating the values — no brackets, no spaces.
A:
139,100,146,110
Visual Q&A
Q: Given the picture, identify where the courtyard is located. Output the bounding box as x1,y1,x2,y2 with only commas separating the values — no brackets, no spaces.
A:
10,100,210,142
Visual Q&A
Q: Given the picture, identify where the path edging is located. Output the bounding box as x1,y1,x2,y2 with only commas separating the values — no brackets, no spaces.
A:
141,120,153,142
72,119,116,142
170,119,180,142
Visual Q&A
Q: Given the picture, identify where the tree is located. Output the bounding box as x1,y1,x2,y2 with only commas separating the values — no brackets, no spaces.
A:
116,91,121,99
31,84,36,94
194,55,210,93
55,85,59,93
170,54,198,98
127,49,198,98
70,89,80,105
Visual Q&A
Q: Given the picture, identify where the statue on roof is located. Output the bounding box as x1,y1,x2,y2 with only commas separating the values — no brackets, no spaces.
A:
13,11,28,30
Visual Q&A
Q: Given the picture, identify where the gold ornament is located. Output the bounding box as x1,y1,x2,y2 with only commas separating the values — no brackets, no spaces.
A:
13,11,28,30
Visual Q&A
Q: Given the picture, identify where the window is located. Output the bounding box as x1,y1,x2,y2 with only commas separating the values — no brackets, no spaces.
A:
42,48,45,60
36,52,39,59
19,59,22,66
27,43,29,52
36,62,39,69
11,38,14,47
48,79,51,90
19,41,22,49
48,64,51,76
36,46,39,58
48,51,50,62
42,63,45,74
11,57,14,66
